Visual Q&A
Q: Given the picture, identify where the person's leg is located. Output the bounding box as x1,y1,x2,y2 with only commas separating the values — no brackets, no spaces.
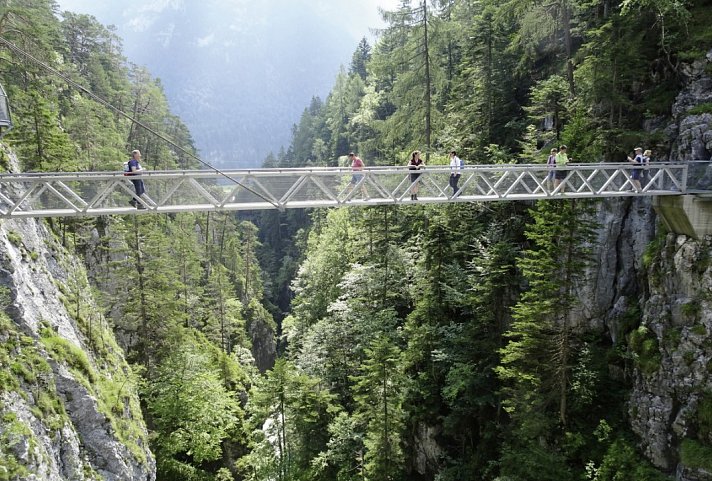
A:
130,179,142,206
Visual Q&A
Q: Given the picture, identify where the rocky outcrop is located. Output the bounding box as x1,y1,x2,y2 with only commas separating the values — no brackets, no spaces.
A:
630,234,712,480
0,151,154,480
668,50,712,161
579,197,657,338
576,49,712,481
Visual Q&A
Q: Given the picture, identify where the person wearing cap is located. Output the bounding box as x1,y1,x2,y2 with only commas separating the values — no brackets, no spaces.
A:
344,152,369,200
628,147,645,192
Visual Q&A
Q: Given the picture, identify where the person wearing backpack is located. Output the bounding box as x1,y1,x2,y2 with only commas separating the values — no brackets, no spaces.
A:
125,149,147,209
449,150,463,196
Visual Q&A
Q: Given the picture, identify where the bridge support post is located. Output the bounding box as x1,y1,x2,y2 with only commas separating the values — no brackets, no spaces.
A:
653,195,712,239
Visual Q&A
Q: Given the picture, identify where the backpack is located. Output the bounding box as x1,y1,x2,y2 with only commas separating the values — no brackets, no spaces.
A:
123,161,130,173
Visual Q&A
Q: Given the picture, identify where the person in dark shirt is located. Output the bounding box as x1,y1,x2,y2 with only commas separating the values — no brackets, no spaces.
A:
126,149,146,209
408,150,424,200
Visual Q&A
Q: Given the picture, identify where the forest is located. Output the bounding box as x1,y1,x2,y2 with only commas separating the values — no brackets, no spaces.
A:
0,0,711,480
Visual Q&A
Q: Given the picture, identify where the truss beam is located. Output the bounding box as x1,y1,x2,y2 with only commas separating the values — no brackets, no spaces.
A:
0,162,704,218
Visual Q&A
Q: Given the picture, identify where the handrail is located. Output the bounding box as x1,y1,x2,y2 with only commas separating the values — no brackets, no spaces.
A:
0,161,705,218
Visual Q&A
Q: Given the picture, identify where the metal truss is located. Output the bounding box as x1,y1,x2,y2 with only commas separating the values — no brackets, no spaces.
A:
0,162,705,218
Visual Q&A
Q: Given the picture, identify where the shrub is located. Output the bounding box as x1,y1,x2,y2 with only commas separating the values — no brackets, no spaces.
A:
629,326,661,376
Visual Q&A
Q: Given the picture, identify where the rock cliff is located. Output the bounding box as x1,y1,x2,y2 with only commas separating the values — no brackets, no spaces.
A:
631,234,712,481
585,48,712,481
0,152,154,481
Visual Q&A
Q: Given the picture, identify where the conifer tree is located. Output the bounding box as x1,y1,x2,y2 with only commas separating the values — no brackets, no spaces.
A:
352,335,406,481
497,199,596,478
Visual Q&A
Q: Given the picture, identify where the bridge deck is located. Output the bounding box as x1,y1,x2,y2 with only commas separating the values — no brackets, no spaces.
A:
0,162,708,218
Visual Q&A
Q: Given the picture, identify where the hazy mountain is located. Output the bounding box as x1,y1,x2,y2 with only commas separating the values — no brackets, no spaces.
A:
57,0,394,167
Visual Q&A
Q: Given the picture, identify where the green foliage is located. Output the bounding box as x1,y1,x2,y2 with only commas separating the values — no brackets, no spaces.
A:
681,301,701,318
629,326,662,376
0,416,32,480
642,232,667,269
144,332,244,471
591,437,671,481
243,358,336,481
525,75,569,143
39,328,95,381
680,439,712,471
6,231,22,247
1,0,706,478
351,336,406,481
696,393,712,441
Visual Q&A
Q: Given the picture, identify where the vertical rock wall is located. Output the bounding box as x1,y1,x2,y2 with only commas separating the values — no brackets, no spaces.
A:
0,150,155,480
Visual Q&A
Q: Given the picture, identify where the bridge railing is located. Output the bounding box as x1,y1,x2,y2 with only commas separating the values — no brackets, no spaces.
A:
0,161,705,218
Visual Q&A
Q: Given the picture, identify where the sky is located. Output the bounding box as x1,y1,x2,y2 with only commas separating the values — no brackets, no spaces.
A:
54,0,403,166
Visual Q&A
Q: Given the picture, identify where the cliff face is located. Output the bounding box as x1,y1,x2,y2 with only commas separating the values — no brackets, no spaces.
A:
631,234,712,480
582,49,712,480
0,153,154,480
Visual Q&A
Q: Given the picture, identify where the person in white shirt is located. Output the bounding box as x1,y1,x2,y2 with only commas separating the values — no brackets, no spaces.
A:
449,150,463,196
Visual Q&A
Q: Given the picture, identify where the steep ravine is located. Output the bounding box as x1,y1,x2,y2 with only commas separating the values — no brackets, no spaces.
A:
0,206,154,479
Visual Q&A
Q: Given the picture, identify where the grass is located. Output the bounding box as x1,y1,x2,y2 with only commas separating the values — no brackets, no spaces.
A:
664,327,682,350
6,230,22,247
692,324,707,336
39,328,95,382
699,393,712,440
680,439,712,471
0,416,33,480
642,232,667,270
688,103,712,116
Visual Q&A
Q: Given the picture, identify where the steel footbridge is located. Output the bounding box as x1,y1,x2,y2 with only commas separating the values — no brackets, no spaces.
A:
0,162,709,218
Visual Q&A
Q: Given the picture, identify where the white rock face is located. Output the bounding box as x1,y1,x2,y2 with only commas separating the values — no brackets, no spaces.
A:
0,151,155,480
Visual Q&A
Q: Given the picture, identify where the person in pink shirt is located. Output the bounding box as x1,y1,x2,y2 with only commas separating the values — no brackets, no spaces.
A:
345,152,369,200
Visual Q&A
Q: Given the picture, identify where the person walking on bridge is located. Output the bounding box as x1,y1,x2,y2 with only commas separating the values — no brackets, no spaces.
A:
554,145,570,192
449,150,463,196
628,147,646,192
408,150,424,200
125,149,147,209
546,147,558,192
345,152,369,200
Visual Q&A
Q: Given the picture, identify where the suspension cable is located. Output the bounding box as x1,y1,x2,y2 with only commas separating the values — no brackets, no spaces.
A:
0,36,280,208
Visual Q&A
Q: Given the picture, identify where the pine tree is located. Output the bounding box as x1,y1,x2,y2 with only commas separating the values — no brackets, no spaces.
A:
496,199,596,478
352,335,406,481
